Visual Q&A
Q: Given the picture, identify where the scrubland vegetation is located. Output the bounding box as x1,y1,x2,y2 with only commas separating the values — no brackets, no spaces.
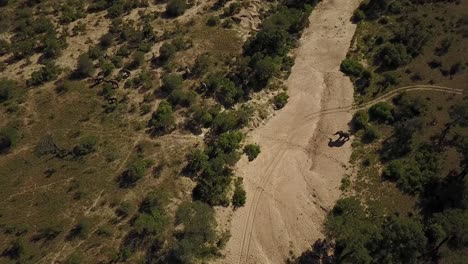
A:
0,0,320,263
294,0,468,263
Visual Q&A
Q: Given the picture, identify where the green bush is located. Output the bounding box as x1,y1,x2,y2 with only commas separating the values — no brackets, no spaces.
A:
173,201,218,263
273,92,289,109
159,42,177,63
119,159,152,187
166,0,187,17
362,125,379,143
232,179,246,208
340,58,364,77
161,74,183,94
0,79,15,103
369,102,394,123
207,16,220,27
377,43,410,69
29,62,60,86
352,110,369,131
148,100,176,135
244,144,261,161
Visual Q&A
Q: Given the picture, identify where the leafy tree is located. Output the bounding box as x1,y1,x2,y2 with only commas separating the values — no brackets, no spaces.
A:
369,102,394,123
376,216,427,264
159,42,177,63
377,43,410,69
244,144,261,161
119,159,151,187
12,39,35,59
362,125,379,143
173,201,218,263
29,62,60,86
253,56,280,85
148,100,175,135
161,74,183,94
232,179,246,208
340,58,364,78
166,0,187,17
352,110,369,131
185,149,209,176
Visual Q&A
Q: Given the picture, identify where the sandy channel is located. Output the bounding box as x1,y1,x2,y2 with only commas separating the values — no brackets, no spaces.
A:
220,0,362,263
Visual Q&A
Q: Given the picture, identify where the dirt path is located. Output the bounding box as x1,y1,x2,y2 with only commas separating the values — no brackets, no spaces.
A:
221,0,362,263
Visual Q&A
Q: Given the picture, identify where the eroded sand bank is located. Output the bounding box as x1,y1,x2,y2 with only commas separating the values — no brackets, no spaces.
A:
221,0,362,263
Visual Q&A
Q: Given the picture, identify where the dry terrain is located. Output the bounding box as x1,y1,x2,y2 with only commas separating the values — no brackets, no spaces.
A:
221,0,362,263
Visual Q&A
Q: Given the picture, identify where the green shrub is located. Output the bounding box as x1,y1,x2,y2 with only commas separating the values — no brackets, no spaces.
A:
273,92,289,109
29,62,60,86
119,159,152,187
232,179,246,208
148,100,175,135
166,0,187,17
159,42,177,63
369,102,394,123
161,74,183,94
352,110,369,131
362,125,379,143
0,79,15,103
244,144,261,161
340,58,364,77
377,43,410,69
207,16,220,26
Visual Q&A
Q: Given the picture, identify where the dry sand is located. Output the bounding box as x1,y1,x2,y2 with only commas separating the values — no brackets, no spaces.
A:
220,0,362,263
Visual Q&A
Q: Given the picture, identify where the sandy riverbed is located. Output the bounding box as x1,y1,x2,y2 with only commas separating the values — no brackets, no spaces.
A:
220,0,361,263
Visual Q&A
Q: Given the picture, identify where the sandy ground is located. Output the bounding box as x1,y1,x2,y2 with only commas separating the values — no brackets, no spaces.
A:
220,0,362,263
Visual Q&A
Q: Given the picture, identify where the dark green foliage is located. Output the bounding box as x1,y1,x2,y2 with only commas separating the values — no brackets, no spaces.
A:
161,74,183,94
244,144,261,161
60,0,85,24
173,201,218,263
326,197,428,264
362,125,379,143
211,107,251,134
352,110,369,131
128,51,145,70
232,179,246,208
377,43,410,70
148,100,175,135
29,62,60,86
159,42,177,63
0,79,15,103
340,58,364,78
119,159,152,188
253,56,280,85
3,239,30,261
100,33,114,48
169,88,197,107
0,127,17,153
369,102,394,123
206,74,243,107
166,0,187,17
12,39,35,59
274,92,289,109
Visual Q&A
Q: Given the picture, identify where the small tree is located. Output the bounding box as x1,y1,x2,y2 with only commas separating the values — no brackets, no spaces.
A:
244,144,261,161
148,100,176,135
166,0,187,17
161,74,183,94
232,179,246,208
369,102,394,123
340,58,364,78
352,110,369,131
159,42,177,63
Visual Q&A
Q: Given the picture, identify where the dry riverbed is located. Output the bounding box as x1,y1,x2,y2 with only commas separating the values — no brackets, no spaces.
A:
219,0,362,263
